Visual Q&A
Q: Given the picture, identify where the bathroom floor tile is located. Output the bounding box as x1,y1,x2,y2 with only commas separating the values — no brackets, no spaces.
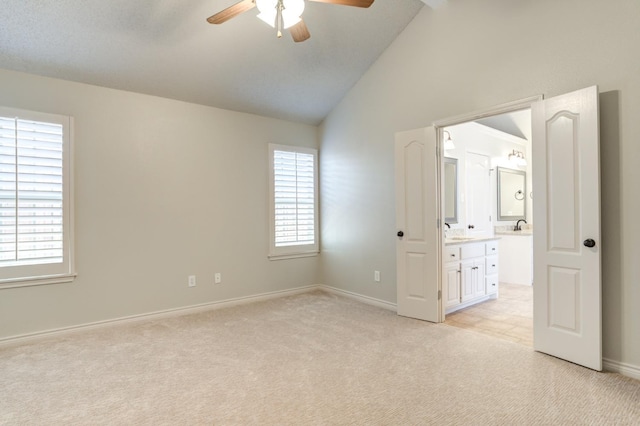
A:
445,283,533,347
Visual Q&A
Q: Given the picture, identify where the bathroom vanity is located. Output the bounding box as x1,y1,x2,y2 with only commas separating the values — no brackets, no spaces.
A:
444,237,500,314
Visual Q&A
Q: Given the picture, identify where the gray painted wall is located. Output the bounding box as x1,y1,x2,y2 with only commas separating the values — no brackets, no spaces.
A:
320,0,640,367
0,69,319,339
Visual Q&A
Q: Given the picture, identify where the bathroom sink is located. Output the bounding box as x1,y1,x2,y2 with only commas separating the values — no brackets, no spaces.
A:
447,236,476,241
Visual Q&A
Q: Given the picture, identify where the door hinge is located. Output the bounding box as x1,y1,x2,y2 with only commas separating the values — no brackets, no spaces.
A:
438,290,442,300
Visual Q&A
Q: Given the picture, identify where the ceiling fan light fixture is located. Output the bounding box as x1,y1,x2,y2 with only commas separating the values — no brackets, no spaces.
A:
256,0,305,29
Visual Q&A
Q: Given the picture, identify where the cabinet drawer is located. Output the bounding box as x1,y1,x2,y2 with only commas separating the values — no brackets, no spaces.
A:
486,255,499,275
445,247,460,262
486,275,499,294
486,240,499,255
461,243,484,259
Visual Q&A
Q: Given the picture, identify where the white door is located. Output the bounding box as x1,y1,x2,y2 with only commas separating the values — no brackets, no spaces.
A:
465,152,491,237
395,127,440,322
532,86,602,371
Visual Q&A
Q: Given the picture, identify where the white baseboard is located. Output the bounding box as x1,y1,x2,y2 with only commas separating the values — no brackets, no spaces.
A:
320,284,397,312
0,284,320,346
603,358,640,381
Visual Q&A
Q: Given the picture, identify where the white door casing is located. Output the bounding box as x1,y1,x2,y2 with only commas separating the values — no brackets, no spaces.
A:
395,127,440,322
532,86,602,371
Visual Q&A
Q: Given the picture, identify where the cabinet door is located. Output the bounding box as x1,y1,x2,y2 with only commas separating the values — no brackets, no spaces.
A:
460,259,475,302
473,259,486,298
444,262,461,308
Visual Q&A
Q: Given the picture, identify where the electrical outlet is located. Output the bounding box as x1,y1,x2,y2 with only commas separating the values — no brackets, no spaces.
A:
214,273,222,284
188,275,196,287
374,270,381,282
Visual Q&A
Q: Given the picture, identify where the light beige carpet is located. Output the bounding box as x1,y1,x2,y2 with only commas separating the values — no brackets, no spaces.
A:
1,291,638,425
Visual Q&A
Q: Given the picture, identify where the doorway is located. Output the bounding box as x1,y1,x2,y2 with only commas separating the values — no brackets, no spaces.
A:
439,106,535,346
396,87,602,370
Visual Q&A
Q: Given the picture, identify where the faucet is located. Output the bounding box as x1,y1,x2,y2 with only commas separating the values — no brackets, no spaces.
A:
445,223,451,229
514,219,527,231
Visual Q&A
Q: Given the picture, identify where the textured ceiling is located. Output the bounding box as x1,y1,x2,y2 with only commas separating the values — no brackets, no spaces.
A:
0,0,424,125
476,109,532,142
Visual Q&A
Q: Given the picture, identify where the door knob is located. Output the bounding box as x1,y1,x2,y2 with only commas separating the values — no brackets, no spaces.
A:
397,231,404,237
583,239,596,248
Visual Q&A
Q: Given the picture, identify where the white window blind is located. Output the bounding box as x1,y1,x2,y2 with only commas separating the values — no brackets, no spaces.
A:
0,107,74,287
0,117,64,266
269,144,318,259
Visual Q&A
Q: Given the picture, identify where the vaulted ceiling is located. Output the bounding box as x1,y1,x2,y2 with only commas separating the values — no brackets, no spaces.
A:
0,0,425,125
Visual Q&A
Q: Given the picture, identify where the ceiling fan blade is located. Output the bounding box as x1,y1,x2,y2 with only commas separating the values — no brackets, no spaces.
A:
207,0,256,24
308,0,374,7
290,20,311,43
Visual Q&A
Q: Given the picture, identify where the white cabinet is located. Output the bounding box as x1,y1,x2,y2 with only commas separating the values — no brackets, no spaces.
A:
484,240,500,297
460,258,475,302
444,239,499,314
461,257,485,301
486,274,498,295
444,262,461,308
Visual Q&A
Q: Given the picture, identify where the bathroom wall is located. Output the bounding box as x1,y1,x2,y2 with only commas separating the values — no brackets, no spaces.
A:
444,122,530,235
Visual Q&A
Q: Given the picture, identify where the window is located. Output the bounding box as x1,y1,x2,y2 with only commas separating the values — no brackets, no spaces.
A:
268,144,318,259
0,107,74,288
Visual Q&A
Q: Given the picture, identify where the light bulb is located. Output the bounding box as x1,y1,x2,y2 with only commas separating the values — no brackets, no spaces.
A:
282,0,304,29
256,0,304,29
256,0,277,27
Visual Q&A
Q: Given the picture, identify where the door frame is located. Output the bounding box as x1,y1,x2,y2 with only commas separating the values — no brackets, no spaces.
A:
433,95,543,322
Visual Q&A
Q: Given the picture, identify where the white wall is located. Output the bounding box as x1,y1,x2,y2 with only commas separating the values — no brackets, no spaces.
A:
0,69,319,339
320,0,640,368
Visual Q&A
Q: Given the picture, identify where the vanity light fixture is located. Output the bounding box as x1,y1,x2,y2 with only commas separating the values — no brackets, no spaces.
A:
508,149,527,167
443,130,455,151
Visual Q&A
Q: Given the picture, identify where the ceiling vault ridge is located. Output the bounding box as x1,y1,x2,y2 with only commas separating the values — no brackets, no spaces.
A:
420,0,447,9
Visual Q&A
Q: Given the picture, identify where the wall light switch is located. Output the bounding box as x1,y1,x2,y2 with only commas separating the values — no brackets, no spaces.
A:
214,273,222,284
374,271,381,282
188,275,196,287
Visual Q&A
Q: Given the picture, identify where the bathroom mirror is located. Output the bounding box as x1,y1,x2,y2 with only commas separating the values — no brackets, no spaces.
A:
444,157,458,224
497,167,526,221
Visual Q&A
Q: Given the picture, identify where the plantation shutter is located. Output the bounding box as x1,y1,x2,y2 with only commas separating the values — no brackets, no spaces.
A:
0,116,64,268
273,149,315,247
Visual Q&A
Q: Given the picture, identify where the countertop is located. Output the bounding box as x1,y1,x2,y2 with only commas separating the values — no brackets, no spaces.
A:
495,230,533,236
445,236,501,246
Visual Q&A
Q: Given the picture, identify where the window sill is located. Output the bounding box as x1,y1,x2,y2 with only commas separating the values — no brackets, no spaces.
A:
0,273,77,290
268,252,319,261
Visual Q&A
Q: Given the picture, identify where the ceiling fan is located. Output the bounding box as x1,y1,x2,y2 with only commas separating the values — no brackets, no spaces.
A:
207,0,375,43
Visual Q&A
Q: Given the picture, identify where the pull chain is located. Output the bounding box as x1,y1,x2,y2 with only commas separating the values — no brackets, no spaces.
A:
276,0,284,38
